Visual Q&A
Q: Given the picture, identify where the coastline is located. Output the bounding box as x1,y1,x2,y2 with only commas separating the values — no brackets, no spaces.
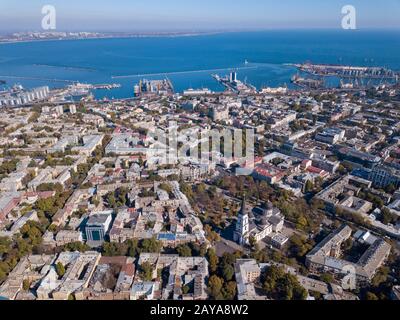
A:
1,28,399,46
0,31,224,46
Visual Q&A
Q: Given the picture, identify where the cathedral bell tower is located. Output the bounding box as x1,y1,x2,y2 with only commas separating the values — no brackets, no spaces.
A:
233,196,250,245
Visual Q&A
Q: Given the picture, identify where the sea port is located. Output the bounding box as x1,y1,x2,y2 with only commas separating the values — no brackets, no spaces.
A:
133,78,174,97
64,83,122,97
212,71,256,94
291,74,324,89
289,62,399,81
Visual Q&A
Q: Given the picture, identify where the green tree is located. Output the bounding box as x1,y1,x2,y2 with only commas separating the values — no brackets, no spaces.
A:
204,225,220,243
385,183,396,194
249,236,257,249
222,281,237,300
310,198,325,211
199,244,208,257
106,192,117,209
102,242,126,256
140,262,154,281
208,275,224,300
263,265,285,292
182,285,191,295
0,270,6,283
55,262,66,278
305,180,314,193
320,273,334,284
381,208,397,225
35,197,58,217
159,183,172,194
176,244,192,257
289,234,313,259
222,264,235,282
20,221,44,246
0,237,11,255
372,267,390,287
140,237,162,253
207,249,219,273
64,242,90,253
23,279,31,291
365,292,379,300
296,215,308,230
221,253,236,266
68,294,76,301
126,239,139,257
36,183,63,193
262,266,307,300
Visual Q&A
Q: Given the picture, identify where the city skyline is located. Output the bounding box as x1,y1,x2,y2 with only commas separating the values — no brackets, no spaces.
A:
1,0,400,32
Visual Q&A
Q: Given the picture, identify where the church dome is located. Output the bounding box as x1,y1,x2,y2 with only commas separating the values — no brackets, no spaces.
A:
263,202,274,217
260,217,268,226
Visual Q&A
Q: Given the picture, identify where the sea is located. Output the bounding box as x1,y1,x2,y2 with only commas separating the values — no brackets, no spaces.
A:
0,29,400,99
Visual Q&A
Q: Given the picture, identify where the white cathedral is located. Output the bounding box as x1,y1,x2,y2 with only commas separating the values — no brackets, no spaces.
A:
233,197,285,246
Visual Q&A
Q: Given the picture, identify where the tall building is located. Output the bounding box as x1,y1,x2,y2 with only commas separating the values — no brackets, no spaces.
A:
209,105,229,122
233,197,250,245
230,71,237,83
55,105,64,116
69,104,77,114
0,86,49,107
85,211,113,245
369,165,400,189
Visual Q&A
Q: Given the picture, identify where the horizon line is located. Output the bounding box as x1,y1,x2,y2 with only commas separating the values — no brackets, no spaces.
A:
2,26,400,34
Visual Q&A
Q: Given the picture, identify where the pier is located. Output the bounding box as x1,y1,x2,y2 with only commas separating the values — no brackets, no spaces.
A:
92,84,121,90
291,74,324,89
289,63,399,81
112,65,258,79
0,75,77,83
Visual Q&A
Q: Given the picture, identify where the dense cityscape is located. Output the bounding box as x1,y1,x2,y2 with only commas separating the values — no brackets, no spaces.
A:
0,59,400,303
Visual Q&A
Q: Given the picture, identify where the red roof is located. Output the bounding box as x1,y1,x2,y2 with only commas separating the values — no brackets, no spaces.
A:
24,191,56,199
121,264,135,276
254,164,285,179
307,166,323,174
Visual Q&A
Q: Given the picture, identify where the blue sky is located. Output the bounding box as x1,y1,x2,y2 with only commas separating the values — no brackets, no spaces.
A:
0,0,399,32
